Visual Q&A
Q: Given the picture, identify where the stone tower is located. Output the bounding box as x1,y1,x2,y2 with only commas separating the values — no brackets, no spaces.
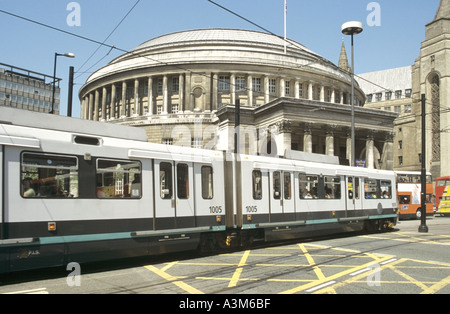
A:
338,40,351,73
412,0,450,178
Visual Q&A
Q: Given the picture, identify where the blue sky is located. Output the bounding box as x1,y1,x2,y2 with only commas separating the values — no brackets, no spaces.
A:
0,0,441,118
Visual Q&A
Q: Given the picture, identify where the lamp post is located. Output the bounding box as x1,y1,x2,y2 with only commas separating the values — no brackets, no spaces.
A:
419,94,429,233
51,52,75,114
342,21,363,167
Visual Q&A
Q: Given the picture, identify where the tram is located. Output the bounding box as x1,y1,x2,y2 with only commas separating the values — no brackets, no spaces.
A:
0,107,398,273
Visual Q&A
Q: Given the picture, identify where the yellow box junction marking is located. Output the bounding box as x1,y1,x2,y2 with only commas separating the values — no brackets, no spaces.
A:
142,236,450,294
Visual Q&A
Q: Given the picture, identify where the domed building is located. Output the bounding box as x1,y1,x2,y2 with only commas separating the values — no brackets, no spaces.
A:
79,29,397,169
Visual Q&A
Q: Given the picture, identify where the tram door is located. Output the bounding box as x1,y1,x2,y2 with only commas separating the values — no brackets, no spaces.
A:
270,171,295,222
154,160,195,230
346,177,363,213
174,162,195,228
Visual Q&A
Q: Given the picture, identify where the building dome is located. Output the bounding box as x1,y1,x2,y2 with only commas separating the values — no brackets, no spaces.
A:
79,29,395,169
83,29,351,88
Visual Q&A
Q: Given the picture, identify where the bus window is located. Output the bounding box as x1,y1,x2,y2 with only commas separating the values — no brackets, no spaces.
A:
399,195,411,204
21,153,79,198
201,166,213,200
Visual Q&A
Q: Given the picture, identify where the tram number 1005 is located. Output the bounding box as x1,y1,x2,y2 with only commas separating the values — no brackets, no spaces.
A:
209,206,223,214
246,206,258,213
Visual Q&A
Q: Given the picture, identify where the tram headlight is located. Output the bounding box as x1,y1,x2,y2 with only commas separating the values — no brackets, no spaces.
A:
48,222,57,232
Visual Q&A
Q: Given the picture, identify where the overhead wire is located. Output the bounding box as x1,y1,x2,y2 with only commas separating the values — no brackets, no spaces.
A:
207,0,395,94
0,3,409,104
74,0,141,81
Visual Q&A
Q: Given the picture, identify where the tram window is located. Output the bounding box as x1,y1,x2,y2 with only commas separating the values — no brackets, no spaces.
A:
299,174,319,199
365,179,378,199
284,172,292,200
177,164,189,199
96,159,142,199
273,172,281,200
201,166,214,200
253,170,263,200
380,180,392,199
324,176,341,199
160,162,173,199
74,136,100,146
21,153,79,198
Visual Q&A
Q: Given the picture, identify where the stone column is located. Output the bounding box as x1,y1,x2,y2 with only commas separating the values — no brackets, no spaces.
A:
230,73,236,105
101,87,107,121
264,76,270,104
308,81,313,101
325,125,336,156
81,97,86,120
212,73,218,110
179,74,185,112
94,89,100,121
247,75,253,106
280,78,286,98
88,92,94,121
163,75,168,114
320,85,325,102
134,79,140,116
147,77,153,116
303,123,313,153
366,133,375,169
295,80,301,99
381,132,395,170
346,128,352,163
111,84,116,120
274,120,292,156
121,81,127,118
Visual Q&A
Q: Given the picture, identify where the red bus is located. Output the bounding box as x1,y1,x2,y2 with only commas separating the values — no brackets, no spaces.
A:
396,171,433,220
435,176,450,209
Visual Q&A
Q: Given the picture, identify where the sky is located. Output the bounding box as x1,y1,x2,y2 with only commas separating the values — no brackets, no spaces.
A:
0,0,442,118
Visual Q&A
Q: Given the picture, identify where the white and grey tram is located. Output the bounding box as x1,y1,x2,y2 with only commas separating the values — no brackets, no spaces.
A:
0,107,398,273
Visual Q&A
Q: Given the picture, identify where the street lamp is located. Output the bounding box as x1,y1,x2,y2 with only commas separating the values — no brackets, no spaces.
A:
342,21,363,167
51,52,75,114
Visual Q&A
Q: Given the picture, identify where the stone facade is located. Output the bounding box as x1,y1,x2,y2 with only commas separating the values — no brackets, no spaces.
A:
412,0,450,179
356,0,450,178
79,29,397,169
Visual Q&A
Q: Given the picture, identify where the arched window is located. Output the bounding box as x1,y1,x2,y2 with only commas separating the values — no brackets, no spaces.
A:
430,74,440,162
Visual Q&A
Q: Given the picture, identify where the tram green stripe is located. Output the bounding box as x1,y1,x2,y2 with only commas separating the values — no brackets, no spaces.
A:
38,232,132,245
